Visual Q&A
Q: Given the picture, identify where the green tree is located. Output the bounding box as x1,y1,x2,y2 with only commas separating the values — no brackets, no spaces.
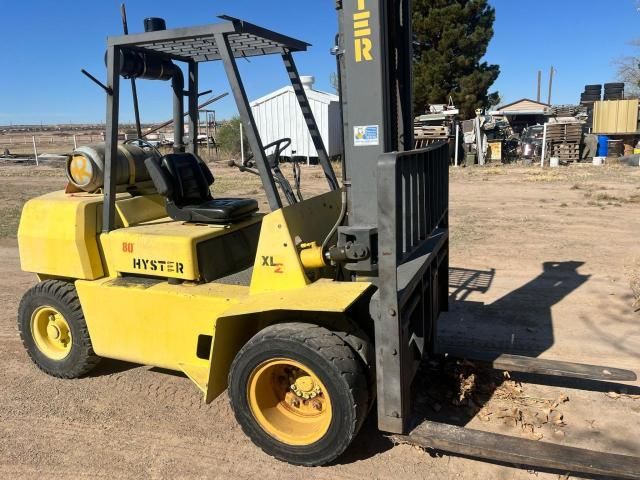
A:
216,116,249,156
413,0,500,117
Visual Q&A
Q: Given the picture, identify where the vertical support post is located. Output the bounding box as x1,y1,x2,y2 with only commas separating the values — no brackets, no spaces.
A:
121,3,142,139
547,66,555,106
475,116,485,166
537,70,542,103
397,0,415,151
32,136,39,166
454,123,460,167
205,112,210,148
213,111,219,160
187,62,198,155
215,32,282,210
73,135,77,150
540,123,548,167
240,122,245,164
103,45,121,233
281,51,338,190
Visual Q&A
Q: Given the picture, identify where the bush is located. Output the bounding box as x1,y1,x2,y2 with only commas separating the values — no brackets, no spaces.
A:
217,116,250,157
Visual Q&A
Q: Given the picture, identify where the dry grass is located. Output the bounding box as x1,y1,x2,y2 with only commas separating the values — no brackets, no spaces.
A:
626,193,640,204
0,206,22,238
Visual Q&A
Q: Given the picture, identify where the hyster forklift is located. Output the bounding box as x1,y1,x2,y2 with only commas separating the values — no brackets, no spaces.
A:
16,4,640,478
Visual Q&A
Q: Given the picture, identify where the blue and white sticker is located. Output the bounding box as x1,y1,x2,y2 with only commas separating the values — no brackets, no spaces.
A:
354,125,379,146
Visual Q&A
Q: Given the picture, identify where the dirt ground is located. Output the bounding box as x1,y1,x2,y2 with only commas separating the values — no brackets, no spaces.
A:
0,160,639,480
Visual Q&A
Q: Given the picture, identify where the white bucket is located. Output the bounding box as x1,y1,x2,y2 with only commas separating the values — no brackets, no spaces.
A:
550,157,560,168
593,156,606,166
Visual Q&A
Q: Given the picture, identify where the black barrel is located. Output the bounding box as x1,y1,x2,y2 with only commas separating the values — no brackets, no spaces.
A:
144,17,167,32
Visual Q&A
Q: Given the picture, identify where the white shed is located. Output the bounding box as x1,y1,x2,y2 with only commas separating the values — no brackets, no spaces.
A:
250,76,342,160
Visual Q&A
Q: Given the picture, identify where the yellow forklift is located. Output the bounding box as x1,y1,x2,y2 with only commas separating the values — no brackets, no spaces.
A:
16,6,640,478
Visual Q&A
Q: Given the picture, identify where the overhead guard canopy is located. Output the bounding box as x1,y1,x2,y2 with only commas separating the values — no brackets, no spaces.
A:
107,15,310,62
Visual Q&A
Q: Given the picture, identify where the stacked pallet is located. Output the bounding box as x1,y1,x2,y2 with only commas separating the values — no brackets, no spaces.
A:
546,123,583,163
414,125,450,148
550,105,579,117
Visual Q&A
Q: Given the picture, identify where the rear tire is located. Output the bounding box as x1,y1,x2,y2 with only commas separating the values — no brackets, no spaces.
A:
228,322,369,466
18,280,100,378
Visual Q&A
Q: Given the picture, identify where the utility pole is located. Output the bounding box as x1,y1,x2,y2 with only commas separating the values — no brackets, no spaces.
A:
547,66,555,106
537,70,542,102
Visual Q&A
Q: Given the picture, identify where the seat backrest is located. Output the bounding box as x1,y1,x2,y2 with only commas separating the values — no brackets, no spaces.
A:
145,153,214,207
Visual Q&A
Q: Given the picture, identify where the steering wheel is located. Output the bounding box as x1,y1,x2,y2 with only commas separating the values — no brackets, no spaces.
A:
262,138,292,168
230,137,301,205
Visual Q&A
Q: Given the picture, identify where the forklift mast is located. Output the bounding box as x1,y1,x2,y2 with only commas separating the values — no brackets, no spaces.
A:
336,0,450,433
337,0,414,227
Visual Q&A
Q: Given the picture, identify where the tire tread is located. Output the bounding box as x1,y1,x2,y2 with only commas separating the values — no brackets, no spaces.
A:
18,280,100,378
229,322,369,466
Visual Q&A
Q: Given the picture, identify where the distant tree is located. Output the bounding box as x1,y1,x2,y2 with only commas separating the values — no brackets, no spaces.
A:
413,0,500,117
217,116,249,156
614,39,640,97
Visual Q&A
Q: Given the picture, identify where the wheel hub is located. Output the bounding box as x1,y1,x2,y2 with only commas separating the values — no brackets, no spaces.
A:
247,358,332,446
290,375,322,399
46,323,60,340
31,306,72,360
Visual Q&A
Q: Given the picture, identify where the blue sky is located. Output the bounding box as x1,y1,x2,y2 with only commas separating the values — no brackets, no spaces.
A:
0,0,639,125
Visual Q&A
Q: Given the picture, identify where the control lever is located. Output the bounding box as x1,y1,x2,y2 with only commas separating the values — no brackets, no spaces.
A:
228,159,259,176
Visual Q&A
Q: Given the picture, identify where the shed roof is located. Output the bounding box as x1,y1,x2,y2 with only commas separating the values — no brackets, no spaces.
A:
251,86,338,107
494,98,550,115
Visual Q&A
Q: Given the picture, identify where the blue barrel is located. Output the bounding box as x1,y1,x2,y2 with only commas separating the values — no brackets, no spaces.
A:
598,135,609,156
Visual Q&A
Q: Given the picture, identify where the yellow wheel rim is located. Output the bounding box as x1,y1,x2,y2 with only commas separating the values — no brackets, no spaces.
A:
30,306,72,360
247,358,332,446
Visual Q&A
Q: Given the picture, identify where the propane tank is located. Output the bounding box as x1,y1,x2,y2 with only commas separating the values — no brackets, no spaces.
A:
66,143,158,192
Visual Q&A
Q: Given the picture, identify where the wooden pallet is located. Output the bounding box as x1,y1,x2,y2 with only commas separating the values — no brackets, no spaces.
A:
414,125,450,139
415,138,447,149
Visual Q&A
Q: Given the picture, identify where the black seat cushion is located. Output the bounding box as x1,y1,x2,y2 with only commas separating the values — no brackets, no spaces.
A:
167,198,258,223
145,153,258,224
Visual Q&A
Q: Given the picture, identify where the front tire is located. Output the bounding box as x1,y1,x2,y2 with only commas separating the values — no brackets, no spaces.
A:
18,280,100,378
228,322,369,466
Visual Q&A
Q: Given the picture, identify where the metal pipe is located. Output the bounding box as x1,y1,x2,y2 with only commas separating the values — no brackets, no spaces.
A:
32,136,39,166
171,65,185,152
187,62,198,155
103,45,121,233
120,3,142,139
142,93,228,138
333,33,346,184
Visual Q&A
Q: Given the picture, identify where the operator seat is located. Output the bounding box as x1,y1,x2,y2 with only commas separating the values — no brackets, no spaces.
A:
145,153,258,224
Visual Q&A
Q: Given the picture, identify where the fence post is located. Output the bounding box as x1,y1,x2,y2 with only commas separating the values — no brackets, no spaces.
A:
32,136,39,166
540,123,548,168
73,135,78,149
454,123,460,167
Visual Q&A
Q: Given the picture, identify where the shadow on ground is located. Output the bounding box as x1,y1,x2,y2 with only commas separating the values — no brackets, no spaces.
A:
343,261,639,473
